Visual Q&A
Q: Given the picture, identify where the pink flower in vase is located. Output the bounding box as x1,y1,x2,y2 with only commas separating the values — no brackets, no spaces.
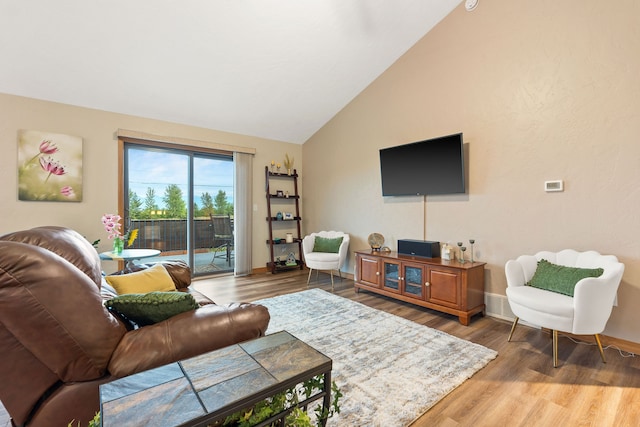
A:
101,213,123,240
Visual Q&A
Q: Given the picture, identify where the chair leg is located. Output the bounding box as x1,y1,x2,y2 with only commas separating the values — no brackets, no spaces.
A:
594,334,607,363
553,330,559,368
507,317,519,342
330,270,334,291
307,268,313,286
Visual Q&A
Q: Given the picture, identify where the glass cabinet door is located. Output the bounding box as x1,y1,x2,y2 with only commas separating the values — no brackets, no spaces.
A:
383,261,401,292
403,264,425,299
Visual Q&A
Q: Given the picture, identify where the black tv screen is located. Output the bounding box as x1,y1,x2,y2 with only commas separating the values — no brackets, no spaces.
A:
379,133,465,196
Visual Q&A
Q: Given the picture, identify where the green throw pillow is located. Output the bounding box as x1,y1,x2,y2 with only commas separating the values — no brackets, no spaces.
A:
526,259,604,297
104,291,199,326
313,236,343,253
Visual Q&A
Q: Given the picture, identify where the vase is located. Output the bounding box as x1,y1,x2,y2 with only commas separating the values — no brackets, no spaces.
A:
113,237,124,255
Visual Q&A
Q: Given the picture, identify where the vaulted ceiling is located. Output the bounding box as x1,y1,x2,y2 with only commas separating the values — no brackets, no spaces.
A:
0,1,462,143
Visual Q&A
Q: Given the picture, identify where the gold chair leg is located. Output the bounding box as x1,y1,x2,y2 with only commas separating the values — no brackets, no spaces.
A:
553,330,559,368
330,270,334,291
595,334,607,363
508,317,519,342
307,268,313,286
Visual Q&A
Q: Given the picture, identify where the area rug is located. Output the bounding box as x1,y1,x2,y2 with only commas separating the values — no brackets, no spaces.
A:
253,289,497,426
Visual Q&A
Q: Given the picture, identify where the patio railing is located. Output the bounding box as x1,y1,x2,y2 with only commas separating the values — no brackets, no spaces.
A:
127,218,230,253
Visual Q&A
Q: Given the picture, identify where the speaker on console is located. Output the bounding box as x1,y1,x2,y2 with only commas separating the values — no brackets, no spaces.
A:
397,239,441,258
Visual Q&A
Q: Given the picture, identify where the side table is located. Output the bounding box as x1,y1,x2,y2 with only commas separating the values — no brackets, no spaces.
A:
99,248,161,270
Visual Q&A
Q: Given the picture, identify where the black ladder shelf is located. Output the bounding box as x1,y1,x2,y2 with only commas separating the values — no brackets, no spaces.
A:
265,166,304,273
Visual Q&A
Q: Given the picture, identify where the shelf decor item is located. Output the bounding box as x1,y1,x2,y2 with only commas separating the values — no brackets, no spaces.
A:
286,252,297,266
469,239,475,263
284,153,294,175
441,243,453,261
368,233,384,251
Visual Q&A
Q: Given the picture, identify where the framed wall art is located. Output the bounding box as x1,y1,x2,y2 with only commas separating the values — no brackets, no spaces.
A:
17,129,83,202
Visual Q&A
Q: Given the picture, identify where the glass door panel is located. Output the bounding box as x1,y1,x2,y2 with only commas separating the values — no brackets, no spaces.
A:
403,265,424,299
193,155,234,275
124,145,234,277
383,261,400,292
126,147,189,259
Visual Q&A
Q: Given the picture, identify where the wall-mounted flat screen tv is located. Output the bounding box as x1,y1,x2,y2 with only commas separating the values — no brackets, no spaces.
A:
379,133,465,196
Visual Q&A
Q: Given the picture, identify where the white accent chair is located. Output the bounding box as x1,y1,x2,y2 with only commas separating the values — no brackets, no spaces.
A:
302,231,350,291
505,249,624,367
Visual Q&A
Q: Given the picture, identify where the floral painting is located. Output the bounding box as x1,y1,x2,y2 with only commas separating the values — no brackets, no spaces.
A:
18,129,83,202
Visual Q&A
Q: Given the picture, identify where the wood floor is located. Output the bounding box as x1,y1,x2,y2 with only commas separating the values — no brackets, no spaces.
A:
192,269,640,427
3,269,639,427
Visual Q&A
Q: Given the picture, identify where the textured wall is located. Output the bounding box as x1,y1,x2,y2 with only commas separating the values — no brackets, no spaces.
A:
303,1,640,342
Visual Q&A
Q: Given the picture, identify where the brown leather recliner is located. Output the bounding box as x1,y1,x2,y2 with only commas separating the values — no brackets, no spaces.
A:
0,226,270,427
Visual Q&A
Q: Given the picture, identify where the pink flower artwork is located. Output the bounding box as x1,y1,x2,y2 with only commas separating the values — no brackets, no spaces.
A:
39,140,58,155
60,186,75,197
18,130,83,202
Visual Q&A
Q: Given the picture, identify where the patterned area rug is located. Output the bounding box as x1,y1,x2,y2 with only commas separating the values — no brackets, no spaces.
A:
254,289,497,427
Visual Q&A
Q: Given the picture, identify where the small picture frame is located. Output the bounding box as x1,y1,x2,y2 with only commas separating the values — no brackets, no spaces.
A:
284,212,293,220
276,190,284,197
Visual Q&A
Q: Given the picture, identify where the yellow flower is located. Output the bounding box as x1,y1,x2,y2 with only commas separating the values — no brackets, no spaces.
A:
127,229,139,247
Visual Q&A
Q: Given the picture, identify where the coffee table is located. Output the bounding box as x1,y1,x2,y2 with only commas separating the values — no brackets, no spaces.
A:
100,331,332,427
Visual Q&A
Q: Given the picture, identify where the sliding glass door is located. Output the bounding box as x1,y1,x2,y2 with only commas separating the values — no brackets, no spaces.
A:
124,144,234,276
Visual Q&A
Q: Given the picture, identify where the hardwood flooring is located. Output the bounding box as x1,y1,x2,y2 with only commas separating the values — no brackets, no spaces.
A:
3,269,638,427
193,270,640,427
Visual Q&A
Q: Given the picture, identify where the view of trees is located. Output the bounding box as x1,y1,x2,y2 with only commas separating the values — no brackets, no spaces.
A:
128,186,232,219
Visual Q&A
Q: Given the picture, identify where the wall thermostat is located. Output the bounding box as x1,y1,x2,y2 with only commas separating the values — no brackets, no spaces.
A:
544,180,564,192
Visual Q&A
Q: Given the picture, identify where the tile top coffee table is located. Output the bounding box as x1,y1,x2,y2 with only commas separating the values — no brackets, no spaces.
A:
100,331,332,427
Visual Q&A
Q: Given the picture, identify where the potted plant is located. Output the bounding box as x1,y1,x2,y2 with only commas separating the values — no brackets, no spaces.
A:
218,376,342,427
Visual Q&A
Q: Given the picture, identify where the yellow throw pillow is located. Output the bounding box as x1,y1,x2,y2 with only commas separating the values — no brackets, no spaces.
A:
105,263,176,295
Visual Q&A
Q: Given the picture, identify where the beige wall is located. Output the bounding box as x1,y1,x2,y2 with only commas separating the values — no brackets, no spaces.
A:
303,1,640,343
0,93,302,271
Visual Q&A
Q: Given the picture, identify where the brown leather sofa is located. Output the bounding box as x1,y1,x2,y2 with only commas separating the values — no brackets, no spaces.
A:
0,226,270,427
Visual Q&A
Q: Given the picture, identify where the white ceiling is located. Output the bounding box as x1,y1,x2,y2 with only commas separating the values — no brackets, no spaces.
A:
0,1,461,144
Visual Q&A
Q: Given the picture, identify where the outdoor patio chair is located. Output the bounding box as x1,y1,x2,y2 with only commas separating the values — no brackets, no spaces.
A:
210,214,233,266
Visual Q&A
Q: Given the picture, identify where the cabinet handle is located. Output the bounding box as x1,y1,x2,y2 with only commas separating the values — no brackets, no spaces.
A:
376,271,380,276
425,282,430,287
